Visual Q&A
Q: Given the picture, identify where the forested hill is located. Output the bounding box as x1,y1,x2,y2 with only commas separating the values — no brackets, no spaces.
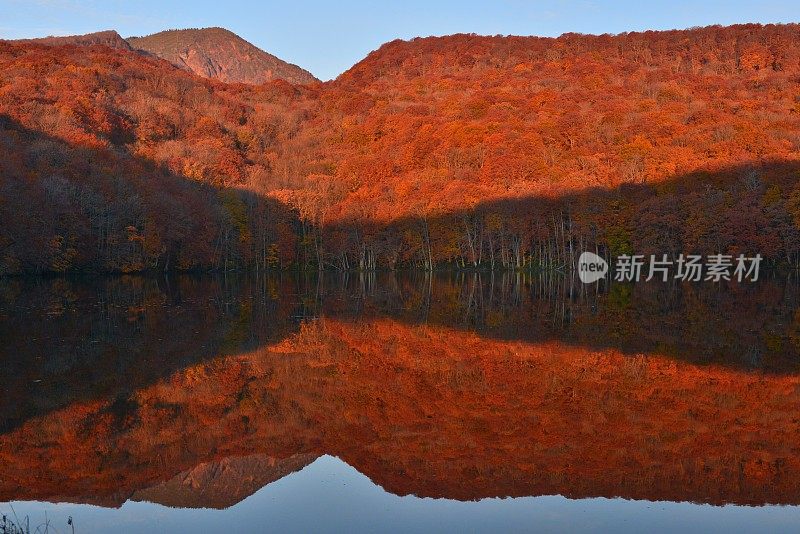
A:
1,23,800,274
317,25,800,219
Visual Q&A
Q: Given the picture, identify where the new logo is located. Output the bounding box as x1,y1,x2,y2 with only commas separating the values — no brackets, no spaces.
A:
578,251,608,283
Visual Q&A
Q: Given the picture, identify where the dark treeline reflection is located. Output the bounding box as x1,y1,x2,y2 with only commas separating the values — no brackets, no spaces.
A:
0,275,302,432
319,271,800,372
2,272,799,431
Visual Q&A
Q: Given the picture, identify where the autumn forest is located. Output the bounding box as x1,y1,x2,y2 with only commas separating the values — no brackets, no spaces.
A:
2,23,800,274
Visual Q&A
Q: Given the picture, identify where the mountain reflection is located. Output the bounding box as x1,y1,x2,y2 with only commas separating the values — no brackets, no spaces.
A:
1,273,800,508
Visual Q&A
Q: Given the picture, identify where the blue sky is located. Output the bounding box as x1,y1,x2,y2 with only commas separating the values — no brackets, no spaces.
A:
0,0,797,80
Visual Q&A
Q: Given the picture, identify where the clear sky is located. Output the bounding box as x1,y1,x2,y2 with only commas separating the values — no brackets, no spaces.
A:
0,0,797,80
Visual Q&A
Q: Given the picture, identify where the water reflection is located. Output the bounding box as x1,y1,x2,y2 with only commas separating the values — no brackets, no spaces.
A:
6,455,800,534
1,273,800,527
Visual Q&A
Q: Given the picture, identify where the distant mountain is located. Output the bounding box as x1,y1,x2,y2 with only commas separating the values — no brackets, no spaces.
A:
131,454,317,509
11,29,132,50
127,27,318,85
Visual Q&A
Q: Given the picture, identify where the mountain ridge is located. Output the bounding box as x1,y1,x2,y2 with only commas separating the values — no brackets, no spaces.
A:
9,29,132,50
131,453,317,509
127,27,319,85
5,27,318,85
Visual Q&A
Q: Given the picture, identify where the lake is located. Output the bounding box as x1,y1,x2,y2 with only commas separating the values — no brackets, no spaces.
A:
2,272,800,532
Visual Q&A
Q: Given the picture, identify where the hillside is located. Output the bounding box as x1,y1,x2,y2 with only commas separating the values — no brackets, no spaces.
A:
0,37,315,273
1,23,800,274
127,27,318,85
311,24,800,218
10,29,132,50
281,23,800,270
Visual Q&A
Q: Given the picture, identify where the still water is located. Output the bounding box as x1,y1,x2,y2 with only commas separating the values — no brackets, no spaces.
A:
1,272,800,532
